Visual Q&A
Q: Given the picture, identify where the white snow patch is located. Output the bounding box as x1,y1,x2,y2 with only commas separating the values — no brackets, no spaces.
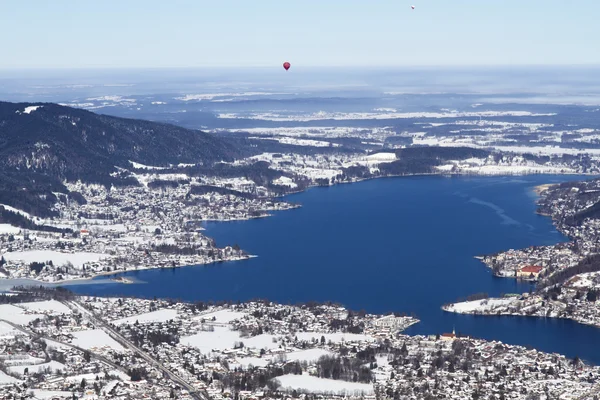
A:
445,298,516,313
0,371,21,386
23,106,42,114
112,309,179,325
128,161,167,170
274,374,374,395
366,152,397,161
0,321,18,338
70,329,125,351
233,357,270,369
29,390,73,399
8,360,65,376
250,136,340,148
2,250,109,269
195,309,247,323
272,176,298,188
280,348,334,363
19,300,71,315
0,224,21,234
295,332,375,343
181,326,280,353
0,304,44,325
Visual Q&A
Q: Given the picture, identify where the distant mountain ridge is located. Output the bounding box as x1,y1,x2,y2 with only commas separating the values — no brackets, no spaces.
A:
0,101,242,217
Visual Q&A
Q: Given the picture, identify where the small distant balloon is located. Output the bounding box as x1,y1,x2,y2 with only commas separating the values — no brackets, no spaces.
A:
283,62,291,71
411,5,415,9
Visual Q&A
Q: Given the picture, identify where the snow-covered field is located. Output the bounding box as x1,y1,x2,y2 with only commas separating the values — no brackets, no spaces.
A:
2,250,109,269
129,161,167,170
0,371,21,386
0,321,18,338
0,224,21,234
112,309,179,325
273,374,374,395
567,272,600,289
295,332,375,344
231,348,334,369
18,300,71,315
232,356,270,369
0,304,44,325
195,309,247,324
29,390,73,399
272,176,298,188
70,329,125,351
250,136,340,148
181,326,279,353
445,298,516,314
280,348,334,363
8,360,65,376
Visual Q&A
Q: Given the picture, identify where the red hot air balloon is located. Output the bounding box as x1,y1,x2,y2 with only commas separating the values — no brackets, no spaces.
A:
283,62,291,71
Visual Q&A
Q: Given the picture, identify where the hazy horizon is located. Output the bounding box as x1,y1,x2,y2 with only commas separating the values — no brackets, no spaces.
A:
2,0,600,69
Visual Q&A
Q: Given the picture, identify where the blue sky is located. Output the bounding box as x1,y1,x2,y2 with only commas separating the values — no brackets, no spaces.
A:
1,0,599,69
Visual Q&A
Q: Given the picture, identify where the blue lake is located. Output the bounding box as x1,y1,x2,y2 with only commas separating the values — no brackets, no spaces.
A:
68,175,600,364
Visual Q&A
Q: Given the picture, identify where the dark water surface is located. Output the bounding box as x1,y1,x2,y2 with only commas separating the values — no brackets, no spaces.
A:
69,175,600,363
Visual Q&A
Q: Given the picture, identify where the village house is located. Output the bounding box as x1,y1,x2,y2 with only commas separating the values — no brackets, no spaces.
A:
373,315,409,330
517,265,543,279
441,328,457,341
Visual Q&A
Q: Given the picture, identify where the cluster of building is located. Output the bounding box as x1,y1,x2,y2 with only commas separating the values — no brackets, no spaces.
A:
0,297,195,400
2,294,600,400
0,168,305,283
479,243,581,281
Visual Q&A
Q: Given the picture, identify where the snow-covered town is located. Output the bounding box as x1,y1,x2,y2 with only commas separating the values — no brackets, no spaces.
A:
0,164,304,283
2,289,600,400
4,136,598,285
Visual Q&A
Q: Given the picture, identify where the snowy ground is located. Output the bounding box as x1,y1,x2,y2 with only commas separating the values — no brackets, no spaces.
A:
272,176,298,188
231,349,334,369
0,371,21,386
0,224,21,234
0,321,18,338
2,250,109,269
18,300,71,315
295,332,375,344
273,374,374,395
181,326,279,353
194,309,247,324
111,309,179,325
0,304,44,324
567,272,600,289
279,348,334,363
8,360,65,376
232,357,270,369
250,136,340,148
70,329,125,352
29,390,73,399
444,298,516,314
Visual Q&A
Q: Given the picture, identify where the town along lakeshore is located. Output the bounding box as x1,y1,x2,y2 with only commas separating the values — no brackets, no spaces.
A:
67,174,600,364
